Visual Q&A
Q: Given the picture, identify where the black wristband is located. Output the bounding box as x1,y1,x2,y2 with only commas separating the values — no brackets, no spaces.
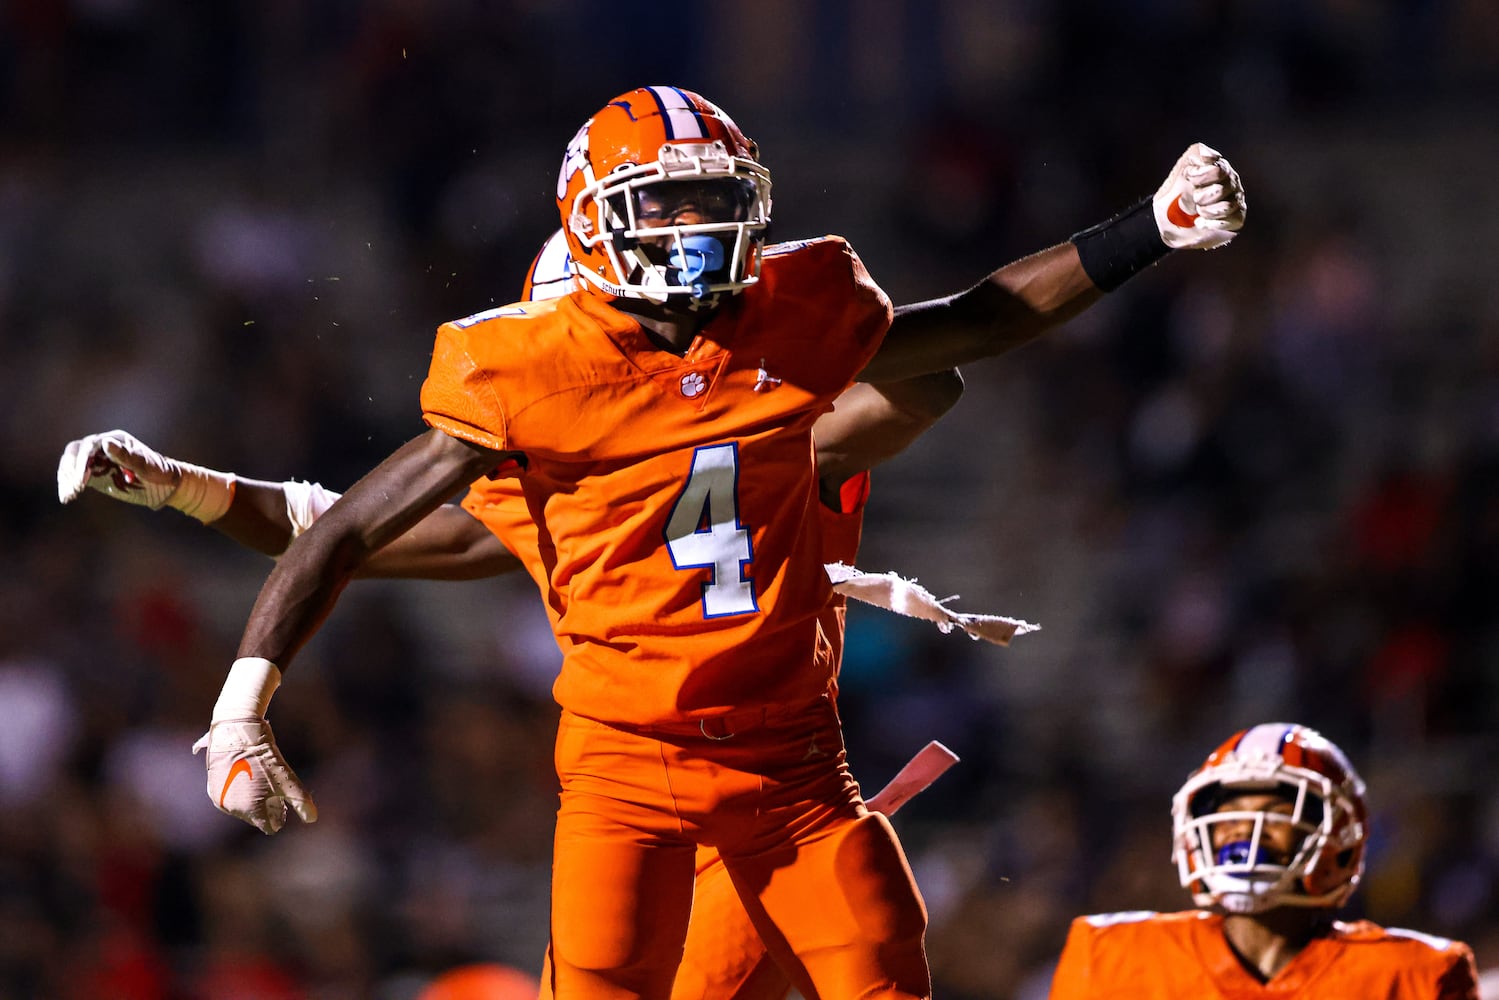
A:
1070,197,1171,292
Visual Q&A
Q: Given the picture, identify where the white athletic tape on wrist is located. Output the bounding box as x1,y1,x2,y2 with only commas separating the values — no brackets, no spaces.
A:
282,480,342,538
170,464,236,523
212,657,281,722
824,562,1039,645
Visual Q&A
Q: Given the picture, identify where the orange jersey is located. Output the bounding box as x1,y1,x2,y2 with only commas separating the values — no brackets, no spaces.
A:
422,237,891,726
1048,910,1479,1000
462,467,869,668
460,475,560,624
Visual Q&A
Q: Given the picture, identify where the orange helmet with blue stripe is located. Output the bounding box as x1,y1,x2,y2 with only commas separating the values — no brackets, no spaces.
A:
555,86,771,308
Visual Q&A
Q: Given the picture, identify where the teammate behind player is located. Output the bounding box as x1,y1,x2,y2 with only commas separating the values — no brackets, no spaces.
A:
58,380,973,1000
1047,723,1480,999
181,86,1244,999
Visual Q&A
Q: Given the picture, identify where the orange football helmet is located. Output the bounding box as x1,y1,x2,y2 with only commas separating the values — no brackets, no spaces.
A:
555,86,772,307
1171,723,1368,914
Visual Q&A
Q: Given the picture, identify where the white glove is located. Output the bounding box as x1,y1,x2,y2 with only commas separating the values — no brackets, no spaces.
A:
192,658,317,834
57,429,235,522
1152,142,1247,250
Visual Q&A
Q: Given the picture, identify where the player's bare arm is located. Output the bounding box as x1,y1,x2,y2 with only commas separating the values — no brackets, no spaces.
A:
357,505,518,580
209,478,302,555
813,370,964,497
859,242,1100,381
237,428,505,668
859,142,1246,382
189,477,515,580
192,428,504,834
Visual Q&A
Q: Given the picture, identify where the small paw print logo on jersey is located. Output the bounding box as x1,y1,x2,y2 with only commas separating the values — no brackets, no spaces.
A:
680,372,707,398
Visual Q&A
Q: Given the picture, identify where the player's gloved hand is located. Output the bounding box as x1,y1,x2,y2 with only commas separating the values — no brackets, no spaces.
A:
192,657,318,834
1152,142,1247,250
57,429,235,522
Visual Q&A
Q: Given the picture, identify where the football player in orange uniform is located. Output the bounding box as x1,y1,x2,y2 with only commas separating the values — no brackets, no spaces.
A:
60,231,987,1000
1048,723,1480,999
178,85,1245,998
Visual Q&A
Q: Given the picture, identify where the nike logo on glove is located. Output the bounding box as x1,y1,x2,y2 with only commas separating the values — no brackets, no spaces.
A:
1166,196,1199,229
219,758,253,808
195,719,319,834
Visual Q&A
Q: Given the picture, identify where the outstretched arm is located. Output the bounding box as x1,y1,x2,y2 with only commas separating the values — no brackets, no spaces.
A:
193,429,506,835
859,142,1246,382
58,429,520,579
236,475,520,581
860,243,1100,381
236,429,506,668
358,505,521,580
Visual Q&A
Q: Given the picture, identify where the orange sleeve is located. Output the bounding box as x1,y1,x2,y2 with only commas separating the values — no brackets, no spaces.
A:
420,321,511,451
836,240,893,384
761,237,891,401
1340,925,1483,1000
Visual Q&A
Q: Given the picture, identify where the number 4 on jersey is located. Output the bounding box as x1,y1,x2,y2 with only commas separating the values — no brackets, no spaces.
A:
665,444,758,618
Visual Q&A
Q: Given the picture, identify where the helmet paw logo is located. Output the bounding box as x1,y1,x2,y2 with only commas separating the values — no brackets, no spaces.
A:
679,372,708,398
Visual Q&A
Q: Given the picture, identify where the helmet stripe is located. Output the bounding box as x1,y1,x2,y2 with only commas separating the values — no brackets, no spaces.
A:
1235,723,1295,760
646,85,708,140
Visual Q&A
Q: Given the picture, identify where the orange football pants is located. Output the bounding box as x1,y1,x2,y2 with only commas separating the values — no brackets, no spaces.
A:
540,847,787,1000
544,696,930,1000
668,846,788,1000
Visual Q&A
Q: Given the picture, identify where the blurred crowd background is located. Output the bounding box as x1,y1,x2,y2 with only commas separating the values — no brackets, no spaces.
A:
3,1,1499,998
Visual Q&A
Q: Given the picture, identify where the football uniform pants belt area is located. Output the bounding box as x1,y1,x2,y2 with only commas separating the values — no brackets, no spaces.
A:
599,696,830,742
548,703,932,1000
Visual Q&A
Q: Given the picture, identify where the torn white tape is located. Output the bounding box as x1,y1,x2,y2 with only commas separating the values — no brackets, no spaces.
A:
824,562,1040,646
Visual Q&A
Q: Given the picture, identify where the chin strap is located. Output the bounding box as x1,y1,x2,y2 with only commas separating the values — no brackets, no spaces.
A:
669,236,726,299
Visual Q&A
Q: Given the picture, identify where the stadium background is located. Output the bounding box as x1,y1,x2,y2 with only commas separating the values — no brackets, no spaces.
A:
2,2,1498,997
